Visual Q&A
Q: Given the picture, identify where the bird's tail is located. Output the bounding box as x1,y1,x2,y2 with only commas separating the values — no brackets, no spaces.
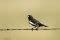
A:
44,25,48,27
43,24,48,27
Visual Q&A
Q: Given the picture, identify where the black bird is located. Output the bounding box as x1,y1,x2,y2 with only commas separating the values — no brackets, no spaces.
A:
27,15,48,30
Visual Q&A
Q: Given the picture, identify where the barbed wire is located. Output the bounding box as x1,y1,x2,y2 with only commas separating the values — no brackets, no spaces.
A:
0,28,60,31
0,24,60,31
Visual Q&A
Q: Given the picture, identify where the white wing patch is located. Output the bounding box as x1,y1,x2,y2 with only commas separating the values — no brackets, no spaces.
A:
29,21,35,25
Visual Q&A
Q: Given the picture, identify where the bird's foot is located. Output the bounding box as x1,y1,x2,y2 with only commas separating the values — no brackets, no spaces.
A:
36,28,38,30
31,28,34,31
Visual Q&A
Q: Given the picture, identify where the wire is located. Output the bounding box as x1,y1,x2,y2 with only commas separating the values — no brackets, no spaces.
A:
0,28,60,31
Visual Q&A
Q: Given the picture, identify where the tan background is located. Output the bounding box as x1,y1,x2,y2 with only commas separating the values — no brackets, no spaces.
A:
0,0,60,40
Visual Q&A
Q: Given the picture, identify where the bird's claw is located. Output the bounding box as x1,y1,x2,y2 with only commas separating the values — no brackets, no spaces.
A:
36,28,38,30
31,28,33,31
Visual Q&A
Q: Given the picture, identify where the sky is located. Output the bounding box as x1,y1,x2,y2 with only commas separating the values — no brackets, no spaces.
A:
0,0,60,40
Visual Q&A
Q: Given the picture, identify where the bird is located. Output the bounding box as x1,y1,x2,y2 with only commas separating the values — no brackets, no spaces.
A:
27,15,48,30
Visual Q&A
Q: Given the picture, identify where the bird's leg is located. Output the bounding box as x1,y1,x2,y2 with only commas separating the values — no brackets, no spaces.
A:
31,26,36,31
31,28,34,31
36,28,38,30
34,26,36,28
35,27,39,30
36,27,39,30
35,25,39,30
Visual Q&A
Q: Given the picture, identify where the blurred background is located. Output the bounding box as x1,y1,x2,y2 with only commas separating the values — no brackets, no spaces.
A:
0,0,60,40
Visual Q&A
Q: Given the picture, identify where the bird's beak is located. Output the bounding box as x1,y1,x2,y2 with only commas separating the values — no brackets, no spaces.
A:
27,15,29,17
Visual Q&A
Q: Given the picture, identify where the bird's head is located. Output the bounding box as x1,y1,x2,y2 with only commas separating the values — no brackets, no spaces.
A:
27,15,33,20
28,15,32,17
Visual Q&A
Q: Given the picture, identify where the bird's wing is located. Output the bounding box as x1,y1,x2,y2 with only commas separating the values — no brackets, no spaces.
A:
29,21,35,25
33,18,41,24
